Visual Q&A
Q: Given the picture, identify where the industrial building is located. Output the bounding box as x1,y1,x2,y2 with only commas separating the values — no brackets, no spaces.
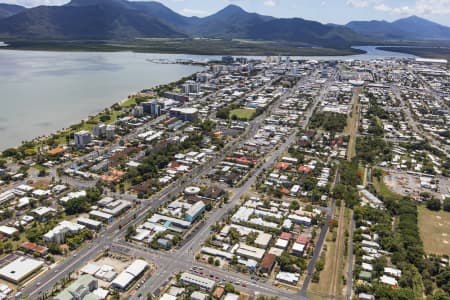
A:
111,260,148,290
0,256,44,283
235,243,265,261
100,200,131,217
77,217,102,231
89,210,114,223
179,272,215,292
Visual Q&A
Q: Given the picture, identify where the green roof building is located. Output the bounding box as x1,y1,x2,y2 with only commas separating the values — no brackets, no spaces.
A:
359,271,372,281
54,275,101,300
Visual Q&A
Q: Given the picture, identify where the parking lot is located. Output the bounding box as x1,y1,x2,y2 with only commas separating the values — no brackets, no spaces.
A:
384,170,450,199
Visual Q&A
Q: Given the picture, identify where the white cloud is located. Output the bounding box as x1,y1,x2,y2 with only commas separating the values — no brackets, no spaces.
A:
0,0,69,7
346,0,379,8
373,0,450,16
263,0,277,7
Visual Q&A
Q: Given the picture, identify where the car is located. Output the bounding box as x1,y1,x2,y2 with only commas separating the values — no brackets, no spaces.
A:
242,283,247,287
209,275,214,278
200,272,203,275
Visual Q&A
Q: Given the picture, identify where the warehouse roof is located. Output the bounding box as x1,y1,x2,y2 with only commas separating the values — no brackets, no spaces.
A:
0,257,44,283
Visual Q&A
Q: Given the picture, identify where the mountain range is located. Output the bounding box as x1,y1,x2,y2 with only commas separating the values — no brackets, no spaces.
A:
347,16,450,40
0,3,25,19
0,0,449,48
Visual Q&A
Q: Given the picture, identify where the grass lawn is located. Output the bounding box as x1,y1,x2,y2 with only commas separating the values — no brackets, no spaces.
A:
229,108,256,121
418,206,450,255
308,232,335,297
54,98,132,145
373,176,403,202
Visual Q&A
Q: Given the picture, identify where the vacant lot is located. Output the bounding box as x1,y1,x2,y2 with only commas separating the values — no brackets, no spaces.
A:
373,176,403,202
229,108,256,121
418,206,450,255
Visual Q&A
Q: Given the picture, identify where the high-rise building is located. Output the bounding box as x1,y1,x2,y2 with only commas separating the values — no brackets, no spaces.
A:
74,131,92,147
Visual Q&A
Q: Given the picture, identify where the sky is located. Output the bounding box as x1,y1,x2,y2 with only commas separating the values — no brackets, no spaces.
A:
2,0,450,26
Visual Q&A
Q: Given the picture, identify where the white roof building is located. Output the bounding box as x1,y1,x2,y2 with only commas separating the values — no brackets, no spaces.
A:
0,257,44,283
384,267,402,278
180,272,215,292
380,275,398,286
112,272,134,290
275,238,289,249
43,221,85,244
81,263,101,275
101,200,131,216
32,206,57,217
111,260,148,290
59,190,87,204
224,294,240,300
276,272,299,284
0,226,18,236
191,291,208,300
255,232,272,248
235,243,265,261
201,247,234,260
160,294,177,300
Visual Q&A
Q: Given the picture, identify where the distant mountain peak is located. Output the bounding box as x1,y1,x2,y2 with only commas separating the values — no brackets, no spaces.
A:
66,0,128,6
402,15,423,21
214,4,247,15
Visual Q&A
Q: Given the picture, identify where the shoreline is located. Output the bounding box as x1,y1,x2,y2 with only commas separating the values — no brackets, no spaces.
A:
0,68,203,152
0,39,366,57
376,46,450,60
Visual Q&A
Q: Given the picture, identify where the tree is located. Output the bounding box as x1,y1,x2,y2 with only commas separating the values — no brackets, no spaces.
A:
64,197,90,215
2,148,18,158
208,256,214,264
426,198,441,211
443,198,450,212
429,290,450,300
224,283,235,293
125,225,136,241
436,267,450,294
373,256,387,277
228,228,241,244
289,201,300,211
214,259,220,266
